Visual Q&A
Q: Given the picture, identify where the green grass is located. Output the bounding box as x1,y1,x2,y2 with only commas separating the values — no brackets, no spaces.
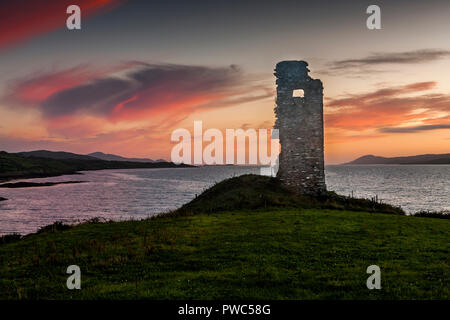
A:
0,175,448,300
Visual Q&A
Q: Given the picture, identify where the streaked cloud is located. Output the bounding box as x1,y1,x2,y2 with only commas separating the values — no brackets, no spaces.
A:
4,63,136,105
325,81,450,133
28,63,269,122
379,124,450,133
1,62,272,149
331,49,450,68
321,49,450,76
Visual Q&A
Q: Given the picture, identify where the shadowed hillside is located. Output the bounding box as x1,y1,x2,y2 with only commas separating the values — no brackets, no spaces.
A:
0,151,189,182
173,174,405,216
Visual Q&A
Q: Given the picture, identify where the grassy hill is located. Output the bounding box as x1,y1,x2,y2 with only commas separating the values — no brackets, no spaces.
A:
0,175,448,300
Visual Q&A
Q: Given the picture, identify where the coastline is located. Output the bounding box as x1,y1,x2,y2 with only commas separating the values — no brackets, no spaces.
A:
0,152,193,184
0,181,87,188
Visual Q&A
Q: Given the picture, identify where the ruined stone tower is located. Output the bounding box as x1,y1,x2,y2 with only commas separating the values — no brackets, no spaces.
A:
274,60,326,196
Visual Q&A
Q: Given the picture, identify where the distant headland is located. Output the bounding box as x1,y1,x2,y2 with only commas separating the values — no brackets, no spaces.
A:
343,153,450,165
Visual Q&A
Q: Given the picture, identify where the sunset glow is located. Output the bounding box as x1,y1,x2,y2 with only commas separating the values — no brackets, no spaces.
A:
0,0,449,163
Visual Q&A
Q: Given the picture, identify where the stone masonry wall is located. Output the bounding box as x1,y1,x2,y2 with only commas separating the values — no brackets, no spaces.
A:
274,60,326,196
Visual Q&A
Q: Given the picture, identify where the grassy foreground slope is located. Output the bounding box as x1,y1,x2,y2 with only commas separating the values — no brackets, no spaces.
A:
0,175,448,299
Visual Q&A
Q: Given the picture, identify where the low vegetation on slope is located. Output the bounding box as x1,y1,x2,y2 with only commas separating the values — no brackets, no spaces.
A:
0,175,448,300
174,174,404,215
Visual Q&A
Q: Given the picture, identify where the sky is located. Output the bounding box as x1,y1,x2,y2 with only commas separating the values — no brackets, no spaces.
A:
0,0,449,164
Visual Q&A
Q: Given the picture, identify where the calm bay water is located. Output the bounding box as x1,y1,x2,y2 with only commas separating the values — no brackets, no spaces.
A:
326,165,449,214
0,165,449,235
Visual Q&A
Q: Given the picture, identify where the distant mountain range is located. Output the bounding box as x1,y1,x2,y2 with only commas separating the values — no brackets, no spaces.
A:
344,153,450,165
19,150,97,161
1,150,187,182
14,150,450,166
87,152,166,163
18,150,166,163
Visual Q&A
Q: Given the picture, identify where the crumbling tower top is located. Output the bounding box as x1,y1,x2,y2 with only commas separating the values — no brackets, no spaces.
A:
274,60,322,92
275,60,310,82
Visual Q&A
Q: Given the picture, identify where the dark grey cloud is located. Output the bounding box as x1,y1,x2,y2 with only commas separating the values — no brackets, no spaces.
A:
42,78,134,117
321,49,450,75
379,124,450,133
39,63,250,118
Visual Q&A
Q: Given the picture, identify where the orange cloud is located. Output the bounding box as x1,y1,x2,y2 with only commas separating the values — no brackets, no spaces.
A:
4,62,138,105
325,81,450,132
6,63,270,134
